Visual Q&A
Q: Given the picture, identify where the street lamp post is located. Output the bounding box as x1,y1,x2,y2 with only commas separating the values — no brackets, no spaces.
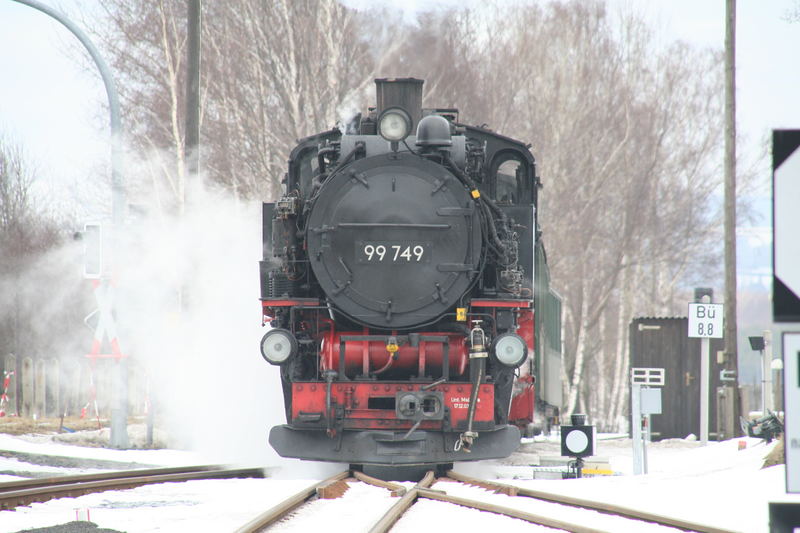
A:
12,0,125,226
11,0,128,448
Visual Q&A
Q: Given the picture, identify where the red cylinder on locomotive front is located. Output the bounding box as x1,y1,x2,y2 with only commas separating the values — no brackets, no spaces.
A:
320,330,468,378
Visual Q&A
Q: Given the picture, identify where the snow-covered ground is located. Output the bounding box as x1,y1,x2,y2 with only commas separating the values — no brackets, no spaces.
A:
0,433,206,477
458,436,799,533
0,432,798,532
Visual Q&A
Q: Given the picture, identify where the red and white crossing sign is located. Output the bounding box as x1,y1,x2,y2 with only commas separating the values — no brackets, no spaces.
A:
85,279,126,360
774,130,800,322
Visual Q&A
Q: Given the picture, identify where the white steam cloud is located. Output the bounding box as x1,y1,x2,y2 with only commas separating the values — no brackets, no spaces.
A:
111,169,343,477
1,144,345,478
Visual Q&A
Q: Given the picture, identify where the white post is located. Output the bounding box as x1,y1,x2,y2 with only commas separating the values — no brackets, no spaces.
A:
642,408,650,474
700,336,709,445
763,330,773,413
784,333,800,493
689,296,722,445
631,382,644,475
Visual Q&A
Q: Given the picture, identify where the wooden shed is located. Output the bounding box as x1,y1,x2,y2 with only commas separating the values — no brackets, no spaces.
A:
629,317,727,440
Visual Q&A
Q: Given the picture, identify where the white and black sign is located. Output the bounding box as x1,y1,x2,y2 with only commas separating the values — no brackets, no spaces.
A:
357,242,429,263
688,303,723,338
774,130,800,322
785,333,800,493
631,367,666,386
83,223,103,279
561,425,595,458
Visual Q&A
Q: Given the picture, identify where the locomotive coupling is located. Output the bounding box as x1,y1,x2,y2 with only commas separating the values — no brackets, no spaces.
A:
395,391,445,422
455,431,478,452
395,390,445,441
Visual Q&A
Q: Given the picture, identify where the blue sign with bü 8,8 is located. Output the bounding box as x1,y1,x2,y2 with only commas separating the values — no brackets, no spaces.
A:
688,303,723,338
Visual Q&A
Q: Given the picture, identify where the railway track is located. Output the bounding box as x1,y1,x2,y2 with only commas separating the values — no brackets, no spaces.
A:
235,469,740,533
0,464,266,510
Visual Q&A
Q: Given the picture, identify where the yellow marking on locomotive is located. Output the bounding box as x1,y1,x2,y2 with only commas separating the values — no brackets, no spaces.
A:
456,307,467,321
471,189,481,199
386,341,399,353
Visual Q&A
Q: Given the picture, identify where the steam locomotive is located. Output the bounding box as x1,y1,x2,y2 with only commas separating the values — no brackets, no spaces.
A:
259,78,562,466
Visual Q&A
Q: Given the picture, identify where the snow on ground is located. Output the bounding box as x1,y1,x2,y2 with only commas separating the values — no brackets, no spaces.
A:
266,480,415,533
0,434,206,469
456,436,800,533
430,478,688,532
391,497,562,533
0,454,110,482
0,432,798,532
1,478,314,533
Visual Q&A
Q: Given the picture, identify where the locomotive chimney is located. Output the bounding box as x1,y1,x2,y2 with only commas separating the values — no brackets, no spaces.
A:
375,78,424,131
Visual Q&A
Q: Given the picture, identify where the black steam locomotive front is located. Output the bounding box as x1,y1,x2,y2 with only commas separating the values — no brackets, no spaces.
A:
260,78,548,466
305,129,482,330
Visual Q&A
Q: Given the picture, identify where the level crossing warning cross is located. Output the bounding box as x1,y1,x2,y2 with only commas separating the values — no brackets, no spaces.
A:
81,279,127,427
85,279,126,360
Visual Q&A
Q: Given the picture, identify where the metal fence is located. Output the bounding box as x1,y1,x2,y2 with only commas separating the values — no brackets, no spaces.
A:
1,354,146,419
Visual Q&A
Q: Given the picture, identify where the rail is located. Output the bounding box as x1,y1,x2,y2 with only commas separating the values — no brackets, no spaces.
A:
445,470,737,533
234,468,740,533
0,465,265,510
233,470,350,533
10,465,735,532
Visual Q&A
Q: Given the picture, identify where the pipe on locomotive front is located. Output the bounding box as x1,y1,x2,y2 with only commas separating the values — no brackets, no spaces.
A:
459,322,489,450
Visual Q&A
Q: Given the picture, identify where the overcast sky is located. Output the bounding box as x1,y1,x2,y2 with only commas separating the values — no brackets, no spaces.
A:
0,0,798,213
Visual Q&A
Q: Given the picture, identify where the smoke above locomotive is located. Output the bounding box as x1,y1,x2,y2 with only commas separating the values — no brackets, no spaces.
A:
259,78,562,466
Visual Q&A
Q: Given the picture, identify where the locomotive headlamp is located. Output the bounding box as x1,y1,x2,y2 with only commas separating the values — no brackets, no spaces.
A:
378,107,412,142
492,333,528,368
259,328,297,365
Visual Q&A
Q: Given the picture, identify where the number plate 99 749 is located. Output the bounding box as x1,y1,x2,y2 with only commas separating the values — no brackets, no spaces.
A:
356,242,429,263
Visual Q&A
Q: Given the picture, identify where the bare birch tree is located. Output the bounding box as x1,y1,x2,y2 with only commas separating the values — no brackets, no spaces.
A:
384,1,725,429
0,136,79,367
82,0,728,430
87,0,387,210
200,0,379,201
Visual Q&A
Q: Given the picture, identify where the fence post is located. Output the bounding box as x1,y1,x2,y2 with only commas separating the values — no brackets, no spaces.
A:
63,358,80,417
3,354,18,416
21,357,34,417
78,358,93,419
34,359,46,418
127,362,138,416
46,359,60,418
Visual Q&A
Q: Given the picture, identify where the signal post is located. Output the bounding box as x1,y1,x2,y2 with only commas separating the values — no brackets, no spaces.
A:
688,298,723,446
